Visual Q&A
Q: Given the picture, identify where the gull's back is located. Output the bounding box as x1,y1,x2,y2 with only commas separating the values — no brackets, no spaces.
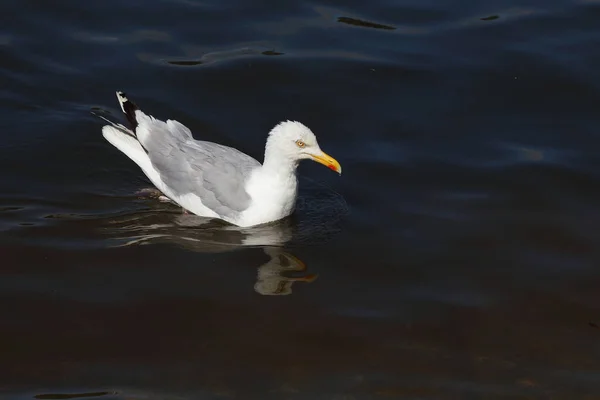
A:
134,111,262,219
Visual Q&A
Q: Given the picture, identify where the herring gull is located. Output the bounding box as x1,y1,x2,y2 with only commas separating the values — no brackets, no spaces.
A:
98,91,342,227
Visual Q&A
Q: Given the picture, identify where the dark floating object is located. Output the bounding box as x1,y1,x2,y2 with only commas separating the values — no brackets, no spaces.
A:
589,322,599,329
480,15,499,21
166,50,283,66
337,17,396,30
167,60,202,66
35,392,113,400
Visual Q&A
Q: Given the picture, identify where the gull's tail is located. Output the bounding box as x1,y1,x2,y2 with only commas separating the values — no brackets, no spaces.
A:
91,91,140,136
92,91,150,167
116,91,139,129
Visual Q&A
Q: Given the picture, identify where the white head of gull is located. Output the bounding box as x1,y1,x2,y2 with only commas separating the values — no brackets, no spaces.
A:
99,91,341,227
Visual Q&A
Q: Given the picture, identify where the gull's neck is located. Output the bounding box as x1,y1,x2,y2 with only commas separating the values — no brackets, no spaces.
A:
238,135,299,227
261,143,298,179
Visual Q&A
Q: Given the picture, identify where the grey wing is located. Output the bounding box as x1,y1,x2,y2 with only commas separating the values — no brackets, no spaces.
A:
135,114,261,218
185,140,261,216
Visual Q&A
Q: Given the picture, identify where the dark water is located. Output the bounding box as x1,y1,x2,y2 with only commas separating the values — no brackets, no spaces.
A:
2,0,600,398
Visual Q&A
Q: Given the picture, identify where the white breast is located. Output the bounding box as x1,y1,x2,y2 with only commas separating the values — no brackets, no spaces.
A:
236,168,298,227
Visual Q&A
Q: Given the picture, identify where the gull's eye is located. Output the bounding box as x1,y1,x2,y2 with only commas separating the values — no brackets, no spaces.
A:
295,140,306,148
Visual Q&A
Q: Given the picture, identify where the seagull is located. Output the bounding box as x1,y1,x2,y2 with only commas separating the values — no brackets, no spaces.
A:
97,92,342,227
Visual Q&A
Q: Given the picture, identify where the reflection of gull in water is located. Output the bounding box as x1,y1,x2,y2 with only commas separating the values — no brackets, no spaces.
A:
115,209,294,251
105,205,318,295
98,178,346,295
255,248,318,296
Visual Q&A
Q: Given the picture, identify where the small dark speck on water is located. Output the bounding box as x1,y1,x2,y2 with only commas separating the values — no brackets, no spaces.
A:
589,322,599,329
481,15,500,21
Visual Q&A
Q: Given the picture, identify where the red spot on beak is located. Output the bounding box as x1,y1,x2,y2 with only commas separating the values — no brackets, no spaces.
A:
328,164,337,171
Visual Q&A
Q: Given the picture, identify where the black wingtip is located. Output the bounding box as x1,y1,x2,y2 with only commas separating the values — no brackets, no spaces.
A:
116,91,139,128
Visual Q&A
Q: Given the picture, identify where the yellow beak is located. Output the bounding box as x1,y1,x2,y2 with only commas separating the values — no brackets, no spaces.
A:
310,151,342,174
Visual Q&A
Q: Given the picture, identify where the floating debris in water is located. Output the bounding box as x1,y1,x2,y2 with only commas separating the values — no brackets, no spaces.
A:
167,60,202,66
337,17,396,30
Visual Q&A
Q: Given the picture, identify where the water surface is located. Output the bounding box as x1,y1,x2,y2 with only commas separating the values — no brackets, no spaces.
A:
2,0,600,398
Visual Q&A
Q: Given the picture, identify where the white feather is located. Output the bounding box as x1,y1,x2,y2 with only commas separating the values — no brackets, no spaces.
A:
102,126,219,219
